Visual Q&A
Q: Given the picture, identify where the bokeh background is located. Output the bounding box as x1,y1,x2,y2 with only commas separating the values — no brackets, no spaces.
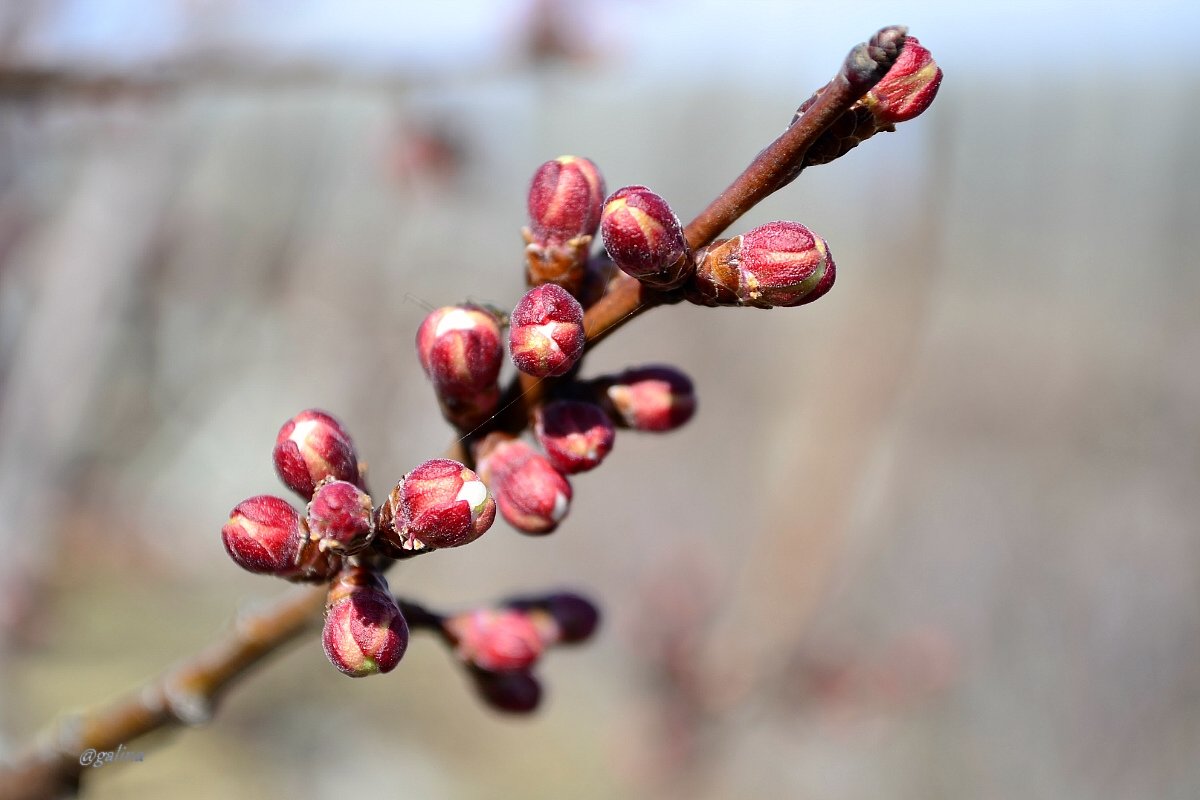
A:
1,1,1198,798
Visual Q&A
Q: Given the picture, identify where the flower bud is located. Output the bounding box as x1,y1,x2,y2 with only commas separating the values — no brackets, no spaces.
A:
865,37,942,125
688,221,835,309
446,609,545,672
222,495,340,581
273,409,361,499
416,305,503,398
307,480,375,555
383,459,496,551
222,495,307,576
540,592,601,644
534,400,615,474
477,438,572,535
509,284,585,377
323,587,408,677
600,186,690,289
507,591,601,645
599,365,696,432
527,155,605,244
471,669,542,714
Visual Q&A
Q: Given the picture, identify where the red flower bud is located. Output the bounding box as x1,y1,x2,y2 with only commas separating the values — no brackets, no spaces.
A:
447,609,545,672
472,669,542,714
384,459,496,551
323,587,408,677
689,221,835,309
415,305,503,398
527,155,606,243
478,438,572,535
534,400,615,474
509,284,585,378
222,495,307,576
600,186,690,289
222,495,340,581
307,480,375,555
600,365,696,432
865,37,942,125
273,409,361,499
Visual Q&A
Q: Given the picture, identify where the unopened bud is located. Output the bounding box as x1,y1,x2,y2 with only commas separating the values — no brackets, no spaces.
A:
478,438,573,535
600,186,690,289
507,591,601,645
222,495,307,576
382,459,496,551
509,284,585,378
865,37,941,125
534,400,615,474
472,669,542,714
527,156,606,243
598,365,696,432
307,480,375,555
273,409,361,499
416,305,503,398
688,221,835,309
447,609,545,672
222,495,339,581
323,587,408,677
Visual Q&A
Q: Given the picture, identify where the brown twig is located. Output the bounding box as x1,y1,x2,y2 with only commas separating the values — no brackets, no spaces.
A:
0,26,911,799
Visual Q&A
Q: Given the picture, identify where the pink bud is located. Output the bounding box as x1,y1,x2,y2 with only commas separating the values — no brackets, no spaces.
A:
386,459,496,550
273,409,361,499
447,609,545,672
600,186,690,289
415,305,503,398
534,400,615,474
472,669,542,714
478,439,572,535
307,480,375,555
509,284,586,378
322,588,408,677
527,155,606,243
866,37,942,125
222,495,306,576
690,221,835,309
601,365,696,432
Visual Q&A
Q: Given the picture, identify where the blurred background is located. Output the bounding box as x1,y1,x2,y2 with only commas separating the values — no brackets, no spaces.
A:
1,0,1198,797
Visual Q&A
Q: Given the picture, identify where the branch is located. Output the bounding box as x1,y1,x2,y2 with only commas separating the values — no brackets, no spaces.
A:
0,26,912,799
0,584,326,800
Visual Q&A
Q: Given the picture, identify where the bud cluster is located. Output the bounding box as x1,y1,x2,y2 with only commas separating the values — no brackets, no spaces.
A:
437,592,600,714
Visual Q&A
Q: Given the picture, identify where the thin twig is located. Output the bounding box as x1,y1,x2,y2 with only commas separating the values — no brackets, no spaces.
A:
0,26,911,799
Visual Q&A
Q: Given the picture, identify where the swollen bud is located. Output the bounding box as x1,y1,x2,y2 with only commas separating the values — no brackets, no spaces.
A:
307,480,375,555
597,365,696,432
471,669,542,714
381,459,496,551
416,305,503,398
222,495,339,581
600,186,690,289
688,221,835,309
865,37,942,125
534,400,615,474
477,438,573,535
507,591,601,645
323,585,408,677
527,156,606,243
509,284,585,378
273,409,361,500
446,609,545,672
